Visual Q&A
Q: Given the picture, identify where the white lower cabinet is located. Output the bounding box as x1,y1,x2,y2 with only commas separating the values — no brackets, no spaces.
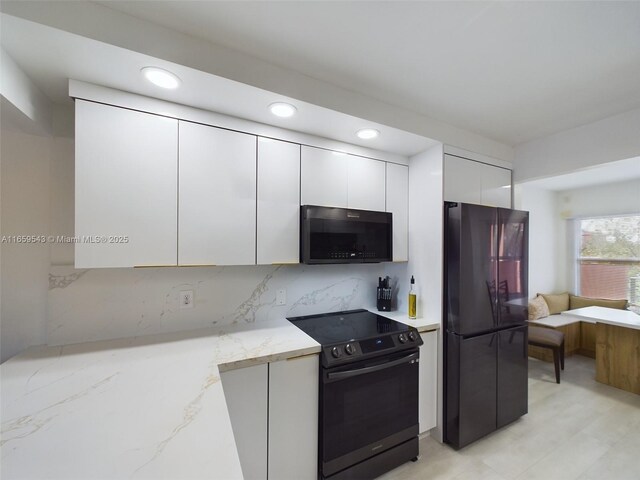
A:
220,364,268,480
221,355,318,480
419,330,438,433
269,355,319,480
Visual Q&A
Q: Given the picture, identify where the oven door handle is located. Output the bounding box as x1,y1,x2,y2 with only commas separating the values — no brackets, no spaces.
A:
326,352,419,380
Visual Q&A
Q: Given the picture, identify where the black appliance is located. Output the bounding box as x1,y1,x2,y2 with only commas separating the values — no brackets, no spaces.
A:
443,202,529,449
288,309,423,480
300,205,392,264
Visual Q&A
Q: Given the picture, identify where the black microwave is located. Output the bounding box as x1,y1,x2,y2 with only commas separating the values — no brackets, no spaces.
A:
300,205,392,264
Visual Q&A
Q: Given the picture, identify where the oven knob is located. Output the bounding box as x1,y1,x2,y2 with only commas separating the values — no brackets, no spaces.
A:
408,331,417,342
331,347,342,358
398,333,408,344
345,343,356,355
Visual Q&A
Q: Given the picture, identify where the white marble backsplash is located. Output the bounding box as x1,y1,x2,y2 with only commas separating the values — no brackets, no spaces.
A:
48,263,409,346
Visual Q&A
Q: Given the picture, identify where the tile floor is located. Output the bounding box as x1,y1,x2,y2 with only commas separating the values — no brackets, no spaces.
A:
380,355,640,480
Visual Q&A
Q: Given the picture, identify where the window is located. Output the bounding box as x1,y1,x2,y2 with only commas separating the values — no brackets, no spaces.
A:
577,215,640,313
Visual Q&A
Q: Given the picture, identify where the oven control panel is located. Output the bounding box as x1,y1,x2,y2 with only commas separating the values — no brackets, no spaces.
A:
322,328,423,367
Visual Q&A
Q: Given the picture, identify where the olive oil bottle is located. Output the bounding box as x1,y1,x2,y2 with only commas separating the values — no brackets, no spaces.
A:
408,275,417,319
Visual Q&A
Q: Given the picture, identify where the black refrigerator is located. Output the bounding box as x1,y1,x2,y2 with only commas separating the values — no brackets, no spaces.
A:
443,202,529,449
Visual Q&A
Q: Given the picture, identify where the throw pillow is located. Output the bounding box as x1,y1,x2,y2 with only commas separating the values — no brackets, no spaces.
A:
528,295,550,320
569,295,628,310
538,292,570,315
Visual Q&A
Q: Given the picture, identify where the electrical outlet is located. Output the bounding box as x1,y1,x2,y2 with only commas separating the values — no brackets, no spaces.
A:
276,289,287,306
179,290,194,309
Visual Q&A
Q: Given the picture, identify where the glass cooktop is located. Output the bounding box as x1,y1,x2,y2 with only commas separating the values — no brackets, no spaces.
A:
287,309,410,346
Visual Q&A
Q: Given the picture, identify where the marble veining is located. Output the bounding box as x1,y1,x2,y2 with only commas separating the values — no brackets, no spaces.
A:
131,357,220,477
2,372,120,448
228,266,281,324
48,269,88,289
47,263,407,346
287,276,361,315
0,318,322,479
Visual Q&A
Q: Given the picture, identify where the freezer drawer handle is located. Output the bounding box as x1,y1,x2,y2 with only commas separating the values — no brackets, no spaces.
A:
327,352,419,380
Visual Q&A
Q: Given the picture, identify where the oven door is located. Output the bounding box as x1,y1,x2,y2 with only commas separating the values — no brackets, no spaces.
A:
320,349,420,478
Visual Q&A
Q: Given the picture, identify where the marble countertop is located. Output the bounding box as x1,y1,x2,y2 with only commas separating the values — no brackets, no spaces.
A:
1,309,440,479
561,306,640,331
0,318,320,480
369,308,441,332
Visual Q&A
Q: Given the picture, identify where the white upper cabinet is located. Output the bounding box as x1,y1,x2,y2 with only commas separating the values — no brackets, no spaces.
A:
179,121,257,265
257,138,300,265
386,163,409,262
301,146,348,208
443,154,512,208
75,100,178,268
301,146,387,211
443,154,483,205
481,165,511,208
347,156,386,211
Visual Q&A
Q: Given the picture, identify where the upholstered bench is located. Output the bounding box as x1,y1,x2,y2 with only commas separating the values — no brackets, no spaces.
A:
527,293,628,364
528,326,565,383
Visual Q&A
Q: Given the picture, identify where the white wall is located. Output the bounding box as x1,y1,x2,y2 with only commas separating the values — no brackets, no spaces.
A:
556,178,640,294
0,128,51,362
0,48,52,135
557,178,640,219
408,142,444,442
408,144,444,322
514,185,563,297
514,108,640,182
515,178,640,300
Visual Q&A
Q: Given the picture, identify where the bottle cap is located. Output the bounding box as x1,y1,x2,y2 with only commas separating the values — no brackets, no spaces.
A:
410,275,415,284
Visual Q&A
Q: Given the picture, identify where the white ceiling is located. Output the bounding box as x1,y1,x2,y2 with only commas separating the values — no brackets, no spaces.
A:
95,1,640,146
520,156,640,191
0,14,437,157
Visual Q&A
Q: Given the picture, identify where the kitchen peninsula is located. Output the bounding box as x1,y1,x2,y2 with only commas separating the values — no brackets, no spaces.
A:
0,314,440,479
562,307,640,394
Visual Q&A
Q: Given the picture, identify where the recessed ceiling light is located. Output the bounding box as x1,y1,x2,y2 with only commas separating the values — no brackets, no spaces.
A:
356,128,380,140
269,102,297,118
141,67,181,89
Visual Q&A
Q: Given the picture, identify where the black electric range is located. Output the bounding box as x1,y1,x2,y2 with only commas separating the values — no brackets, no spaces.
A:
287,309,423,480
288,308,423,367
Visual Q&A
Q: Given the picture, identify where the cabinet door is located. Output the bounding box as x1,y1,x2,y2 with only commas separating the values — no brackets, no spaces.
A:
221,364,268,480
497,326,528,428
269,355,319,480
419,330,438,433
443,154,483,205
386,163,409,261
257,138,300,265
481,164,512,208
75,100,177,268
347,155,386,211
179,121,256,265
300,146,348,208
444,154,512,208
